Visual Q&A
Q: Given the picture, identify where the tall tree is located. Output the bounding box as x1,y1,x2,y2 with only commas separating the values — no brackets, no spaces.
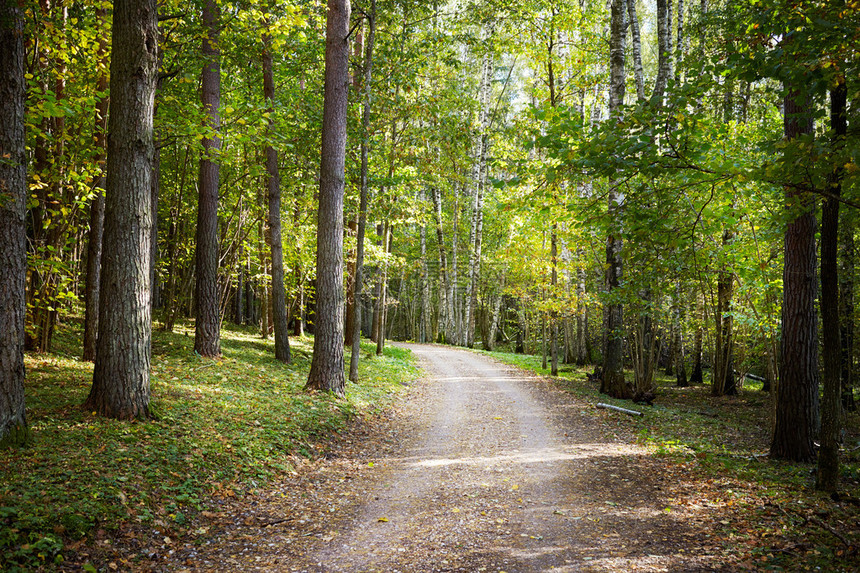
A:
85,0,158,419
349,0,375,382
82,7,110,362
770,79,818,462
306,0,350,396
194,0,222,357
601,0,630,399
817,76,847,492
263,22,290,364
0,0,29,447
465,21,494,348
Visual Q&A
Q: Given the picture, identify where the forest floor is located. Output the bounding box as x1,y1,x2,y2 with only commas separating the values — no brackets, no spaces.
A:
4,335,859,572
100,344,858,572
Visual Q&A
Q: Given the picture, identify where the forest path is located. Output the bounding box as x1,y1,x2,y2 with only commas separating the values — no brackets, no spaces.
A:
175,345,720,572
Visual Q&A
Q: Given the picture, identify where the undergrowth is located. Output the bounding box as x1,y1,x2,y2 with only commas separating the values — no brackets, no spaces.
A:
483,348,860,572
0,321,417,571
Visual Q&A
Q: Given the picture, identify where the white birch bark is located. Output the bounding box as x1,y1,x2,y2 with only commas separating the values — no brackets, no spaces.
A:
465,22,494,348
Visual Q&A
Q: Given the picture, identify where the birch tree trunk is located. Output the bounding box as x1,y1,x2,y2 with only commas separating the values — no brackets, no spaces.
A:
466,23,494,348
652,0,673,104
602,0,630,399
627,0,645,102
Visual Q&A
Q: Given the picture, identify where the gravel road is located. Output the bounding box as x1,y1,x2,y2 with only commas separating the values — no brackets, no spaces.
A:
163,344,722,572
310,344,714,572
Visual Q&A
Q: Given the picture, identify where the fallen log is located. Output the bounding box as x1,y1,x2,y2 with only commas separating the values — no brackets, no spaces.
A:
596,403,643,417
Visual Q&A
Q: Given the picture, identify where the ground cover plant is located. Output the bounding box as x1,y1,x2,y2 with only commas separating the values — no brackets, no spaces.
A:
0,321,417,572
483,349,860,572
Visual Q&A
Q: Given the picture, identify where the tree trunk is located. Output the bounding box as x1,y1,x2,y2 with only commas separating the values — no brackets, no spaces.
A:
0,0,29,446
713,228,736,396
419,192,432,344
627,0,645,102
86,0,157,420
349,0,374,381
839,208,855,411
263,28,290,363
432,186,452,343
652,0,673,103
376,222,390,356
771,84,818,462
601,0,630,399
466,23,494,348
674,282,687,387
194,0,222,357
690,295,704,384
817,78,846,492
550,224,559,376
83,8,110,361
306,0,350,396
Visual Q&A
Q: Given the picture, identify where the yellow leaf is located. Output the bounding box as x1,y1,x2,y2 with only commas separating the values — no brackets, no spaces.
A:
377,517,389,522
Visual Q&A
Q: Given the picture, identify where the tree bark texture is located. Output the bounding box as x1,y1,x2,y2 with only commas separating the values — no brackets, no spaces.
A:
194,0,221,357
713,228,736,396
627,0,645,102
839,208,855,411
376,222,389,356
306,0,350,396
771,85,818,462
82,8,110,362
349,0,374,382
432,186,453,343
263,30,290,364
0,0,29,446
652,0,672,103
466,23,494,348
817,78,846,492
86,0,157,420
602,0,629,399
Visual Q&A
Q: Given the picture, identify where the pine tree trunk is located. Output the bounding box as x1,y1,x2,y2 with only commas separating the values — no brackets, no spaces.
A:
0,0,29,446
839,208,856,411
349,0,374,382
771,84,818,462
306,0,350,396
817,78,846,492
86,0,157,420
194,0,222,357
263,29,290,363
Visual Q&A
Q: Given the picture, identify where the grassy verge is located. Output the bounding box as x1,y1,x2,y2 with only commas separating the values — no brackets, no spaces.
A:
0,321,417,571
482,348,860,571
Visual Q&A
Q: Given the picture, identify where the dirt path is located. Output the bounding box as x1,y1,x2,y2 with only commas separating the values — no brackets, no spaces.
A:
165,345,722,572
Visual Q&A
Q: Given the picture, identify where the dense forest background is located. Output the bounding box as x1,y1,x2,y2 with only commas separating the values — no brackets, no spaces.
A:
2,0,859,516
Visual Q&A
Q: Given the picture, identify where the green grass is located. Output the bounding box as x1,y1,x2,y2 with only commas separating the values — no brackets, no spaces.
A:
481,348,860,572
0,321,417,571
